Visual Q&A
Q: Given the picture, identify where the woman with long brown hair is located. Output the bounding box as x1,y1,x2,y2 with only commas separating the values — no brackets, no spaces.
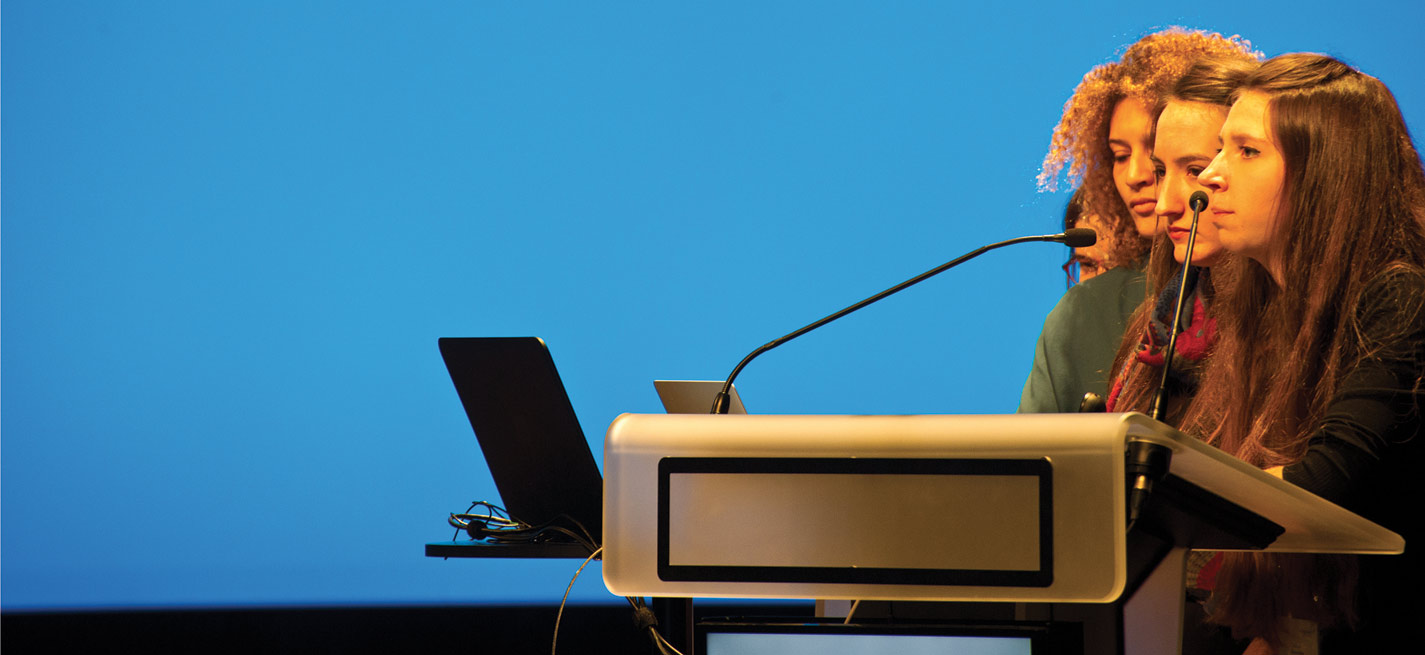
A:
1098,55,1261,655
1105,56,1258,422
1193,53,1425,653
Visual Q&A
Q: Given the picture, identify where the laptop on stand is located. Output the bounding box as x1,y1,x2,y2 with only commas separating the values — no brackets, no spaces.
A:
431,337,605,557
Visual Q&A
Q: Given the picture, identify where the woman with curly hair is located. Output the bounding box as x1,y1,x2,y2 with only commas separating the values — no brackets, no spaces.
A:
1020,27,1258,413
1188,53,1425,654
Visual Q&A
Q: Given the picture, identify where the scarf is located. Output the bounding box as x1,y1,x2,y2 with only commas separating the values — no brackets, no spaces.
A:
1107,267,1217,411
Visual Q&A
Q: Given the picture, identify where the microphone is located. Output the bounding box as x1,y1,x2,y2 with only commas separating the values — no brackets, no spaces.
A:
1188,190,1208,213
1148,190,1208,422
709,229,1097,413
1060,227,1098,248
1128,189,1208,529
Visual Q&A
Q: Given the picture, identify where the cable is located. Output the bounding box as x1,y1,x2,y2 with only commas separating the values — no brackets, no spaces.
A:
646,624,685,655
619,596,684,655
843,599,861,624
557,513,599,551
448,501,523,540
447,504,599,554
552,547,602,655
550,553,683,655
448,502,629,653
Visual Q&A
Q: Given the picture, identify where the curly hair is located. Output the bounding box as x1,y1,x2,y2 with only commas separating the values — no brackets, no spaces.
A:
1039,27,1260,269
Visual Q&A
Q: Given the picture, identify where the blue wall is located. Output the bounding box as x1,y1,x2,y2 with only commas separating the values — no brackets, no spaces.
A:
4,2,1422,609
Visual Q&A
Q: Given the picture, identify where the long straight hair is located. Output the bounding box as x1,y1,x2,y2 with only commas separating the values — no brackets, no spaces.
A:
1195,54,1425,465
1193,53,1425,645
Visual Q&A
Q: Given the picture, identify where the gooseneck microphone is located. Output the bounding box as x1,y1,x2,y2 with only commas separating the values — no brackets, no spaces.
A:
1147,190,1209,422
709,228,1098,413
1127,190,1209,528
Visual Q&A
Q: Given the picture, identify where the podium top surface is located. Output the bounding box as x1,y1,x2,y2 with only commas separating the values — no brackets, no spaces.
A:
1123,413,1403,554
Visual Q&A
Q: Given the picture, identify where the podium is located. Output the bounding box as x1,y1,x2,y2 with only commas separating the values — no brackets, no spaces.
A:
601,412,1403,654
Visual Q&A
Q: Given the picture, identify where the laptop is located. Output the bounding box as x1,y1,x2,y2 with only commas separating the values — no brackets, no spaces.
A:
654,380,748,414
438,337,605,542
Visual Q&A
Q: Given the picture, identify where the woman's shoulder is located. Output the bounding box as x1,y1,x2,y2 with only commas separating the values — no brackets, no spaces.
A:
1353,265,1425,352
1047,266,1147,329
1065,265,1147,303
1358,266,1425,316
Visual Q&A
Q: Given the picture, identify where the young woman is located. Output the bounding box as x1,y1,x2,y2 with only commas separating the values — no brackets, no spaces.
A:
1096,58,1260,655
1194,53,1425,653
1106,56,1258,421
1020,28,1258,413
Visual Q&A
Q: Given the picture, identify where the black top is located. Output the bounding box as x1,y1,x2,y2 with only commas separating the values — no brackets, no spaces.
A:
1282,271,1425,651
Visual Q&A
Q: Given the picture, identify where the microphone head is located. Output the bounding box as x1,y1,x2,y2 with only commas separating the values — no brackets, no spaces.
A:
1189,191,1209,212
1060,227,1098,248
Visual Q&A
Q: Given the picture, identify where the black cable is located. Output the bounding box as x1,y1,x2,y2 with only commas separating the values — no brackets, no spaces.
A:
551,547,603,655
630,605,659,632
449,501,480,541
447,504,599,554
622,596,684,655
449,501,524,540
449,503,632,654
501,525,598,553
548,562,686,655
556,513,598,550
647,625,684,655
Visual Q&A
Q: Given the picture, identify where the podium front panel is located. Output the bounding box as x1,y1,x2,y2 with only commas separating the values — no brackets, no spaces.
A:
602,413,1131,602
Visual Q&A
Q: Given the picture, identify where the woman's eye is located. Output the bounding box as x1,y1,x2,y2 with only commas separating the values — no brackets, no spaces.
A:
1187,166,1205,179
1241,146,1260,158
1153,165,1166,180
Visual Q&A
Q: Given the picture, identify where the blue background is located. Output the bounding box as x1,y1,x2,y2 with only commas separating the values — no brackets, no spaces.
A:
4,2,1422,609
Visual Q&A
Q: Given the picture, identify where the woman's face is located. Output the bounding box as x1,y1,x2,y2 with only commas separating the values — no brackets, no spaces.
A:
1152,100,1229,267
1108,98,1161,238
1200,91,1288,279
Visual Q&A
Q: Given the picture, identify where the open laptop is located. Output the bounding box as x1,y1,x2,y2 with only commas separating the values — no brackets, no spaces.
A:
438,337,604,543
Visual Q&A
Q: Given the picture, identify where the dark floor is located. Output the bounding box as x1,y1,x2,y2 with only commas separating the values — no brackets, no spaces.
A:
1,602,814,654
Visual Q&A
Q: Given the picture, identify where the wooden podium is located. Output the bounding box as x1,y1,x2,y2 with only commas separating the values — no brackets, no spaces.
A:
601,412,1402,655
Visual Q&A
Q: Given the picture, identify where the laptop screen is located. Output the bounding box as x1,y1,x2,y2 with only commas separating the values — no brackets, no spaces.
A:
439,337,604,540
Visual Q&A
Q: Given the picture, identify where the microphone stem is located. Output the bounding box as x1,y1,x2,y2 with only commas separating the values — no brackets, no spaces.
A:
1149,207,1203,423
712,233,1066,413
1133,197,1204,528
